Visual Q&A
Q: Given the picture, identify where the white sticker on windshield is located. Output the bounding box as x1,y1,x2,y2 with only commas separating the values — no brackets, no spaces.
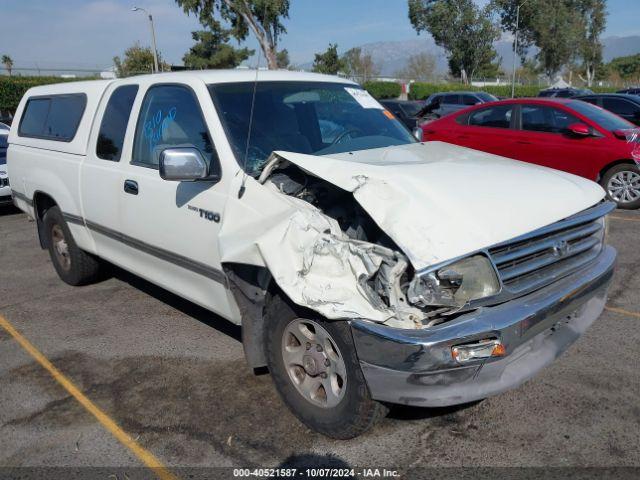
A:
344,87,384,109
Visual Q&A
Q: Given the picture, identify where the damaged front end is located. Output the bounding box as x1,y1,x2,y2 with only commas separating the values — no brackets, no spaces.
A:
254,155,484,330
221,145,615,406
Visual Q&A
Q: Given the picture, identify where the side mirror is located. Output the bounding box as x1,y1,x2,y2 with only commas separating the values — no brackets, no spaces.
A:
568,123,591,137
412,127,423,140
159,147,208,181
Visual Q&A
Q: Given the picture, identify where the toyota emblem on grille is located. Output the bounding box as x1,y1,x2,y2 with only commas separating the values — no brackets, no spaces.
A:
552,239,570,257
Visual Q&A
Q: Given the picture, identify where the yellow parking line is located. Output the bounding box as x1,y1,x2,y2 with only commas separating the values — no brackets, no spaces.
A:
610,215,640,223
604,306,640,319
0,314,178,480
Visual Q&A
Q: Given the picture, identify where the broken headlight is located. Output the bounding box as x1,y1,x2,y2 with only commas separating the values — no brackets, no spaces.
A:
408,254,500,308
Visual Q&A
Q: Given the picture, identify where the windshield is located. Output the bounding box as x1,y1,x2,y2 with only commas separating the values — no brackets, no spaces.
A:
399,102,423,117
209,81,415,175
570,100,635,131
476,92,498,102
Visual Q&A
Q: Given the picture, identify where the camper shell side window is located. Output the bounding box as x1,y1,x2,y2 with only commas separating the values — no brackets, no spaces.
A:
18,94,87,142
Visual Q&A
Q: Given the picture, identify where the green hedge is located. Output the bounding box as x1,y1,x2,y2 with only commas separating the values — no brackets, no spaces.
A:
0,76,87,111
591,86,622,93
363,81,402,99
407,82,619,100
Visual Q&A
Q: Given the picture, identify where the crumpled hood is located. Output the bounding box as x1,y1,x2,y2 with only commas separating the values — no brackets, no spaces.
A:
273,141,605,270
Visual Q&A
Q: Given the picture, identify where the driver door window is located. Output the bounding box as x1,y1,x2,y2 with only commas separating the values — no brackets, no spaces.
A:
132,84,218,172
462,95,479,106
521,105,580,134
469,105,513,129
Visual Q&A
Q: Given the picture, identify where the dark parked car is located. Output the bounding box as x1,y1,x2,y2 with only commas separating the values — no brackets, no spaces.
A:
0,129,7,163
538,87,593,98
576,94,640,126
617,87,640,95
420,98,640,208
0,111,13,126
379,99,425,129
418,91,497,119
0,126,10,206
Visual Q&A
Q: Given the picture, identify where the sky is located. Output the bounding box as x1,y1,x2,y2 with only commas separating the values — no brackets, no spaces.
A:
1,0,639,72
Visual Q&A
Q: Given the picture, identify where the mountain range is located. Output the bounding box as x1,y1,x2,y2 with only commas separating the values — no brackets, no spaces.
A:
301,35,640,77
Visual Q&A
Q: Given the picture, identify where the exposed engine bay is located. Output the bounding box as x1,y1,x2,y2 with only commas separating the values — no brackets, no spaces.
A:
260,157,454,329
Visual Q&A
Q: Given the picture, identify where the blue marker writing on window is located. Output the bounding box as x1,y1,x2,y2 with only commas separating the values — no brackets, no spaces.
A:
144,107,177,156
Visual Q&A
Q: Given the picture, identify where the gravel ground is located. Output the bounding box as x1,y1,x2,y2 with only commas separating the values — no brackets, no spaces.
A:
0,204,638,478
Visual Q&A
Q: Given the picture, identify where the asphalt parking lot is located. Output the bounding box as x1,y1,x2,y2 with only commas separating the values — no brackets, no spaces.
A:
1,204,639,478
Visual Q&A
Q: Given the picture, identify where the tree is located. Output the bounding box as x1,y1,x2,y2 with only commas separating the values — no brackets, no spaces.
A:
606,54,640,82
408,0,501,84
532,3,579,79
312,44,345,75
576,0,607,87
342,47,380,82
276,49,290,69
492,0,536,60
175,0,290,70
183,22,253,69
1,55,13,76
515,59,540,84
395,52,437,81
493,0,600,81
113,43,170,77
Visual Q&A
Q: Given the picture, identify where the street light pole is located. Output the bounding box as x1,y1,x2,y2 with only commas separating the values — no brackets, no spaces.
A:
511,0,530,98
132,6,159,73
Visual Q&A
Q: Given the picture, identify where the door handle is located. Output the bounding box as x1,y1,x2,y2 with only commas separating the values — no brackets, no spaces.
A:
516,140,532,145
124,179,138,195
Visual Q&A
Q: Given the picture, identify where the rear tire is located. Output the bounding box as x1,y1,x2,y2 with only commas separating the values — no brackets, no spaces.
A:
600,163,640,209
43,206,102,286
264,292,388,439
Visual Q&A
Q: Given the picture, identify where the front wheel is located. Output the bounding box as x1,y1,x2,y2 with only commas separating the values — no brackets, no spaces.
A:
264,293,388,439
601,164,640,209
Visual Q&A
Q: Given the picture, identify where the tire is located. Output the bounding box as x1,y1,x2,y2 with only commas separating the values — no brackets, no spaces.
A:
600,163,640,210
43,206,102,286
264,292,388,439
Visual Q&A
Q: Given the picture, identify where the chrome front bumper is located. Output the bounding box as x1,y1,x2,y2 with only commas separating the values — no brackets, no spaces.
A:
350,245,616,407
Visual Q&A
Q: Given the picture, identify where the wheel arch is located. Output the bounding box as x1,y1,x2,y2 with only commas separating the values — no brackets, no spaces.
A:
222,262,274,369
32,190,59,249
597,159,637,183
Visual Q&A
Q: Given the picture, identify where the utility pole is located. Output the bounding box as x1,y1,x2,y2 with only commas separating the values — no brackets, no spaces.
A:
132,6,160,73
511,0,531,98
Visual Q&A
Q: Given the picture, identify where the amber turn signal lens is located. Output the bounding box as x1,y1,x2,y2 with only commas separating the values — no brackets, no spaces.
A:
451,339,505,363
491,343,506,357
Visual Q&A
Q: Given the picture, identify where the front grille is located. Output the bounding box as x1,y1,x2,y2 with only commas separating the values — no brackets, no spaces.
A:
488,203,611,295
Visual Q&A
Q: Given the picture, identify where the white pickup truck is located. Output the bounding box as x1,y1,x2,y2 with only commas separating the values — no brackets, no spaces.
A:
7,70,616,438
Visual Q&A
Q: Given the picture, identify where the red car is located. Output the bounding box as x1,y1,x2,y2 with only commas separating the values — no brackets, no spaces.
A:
420,98,640,208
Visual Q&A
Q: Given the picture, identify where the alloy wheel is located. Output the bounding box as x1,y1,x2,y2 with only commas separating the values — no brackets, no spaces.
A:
607,170,640,204
281,318,347,408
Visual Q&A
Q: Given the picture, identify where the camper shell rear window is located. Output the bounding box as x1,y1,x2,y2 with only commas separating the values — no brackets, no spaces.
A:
18,94,87,142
